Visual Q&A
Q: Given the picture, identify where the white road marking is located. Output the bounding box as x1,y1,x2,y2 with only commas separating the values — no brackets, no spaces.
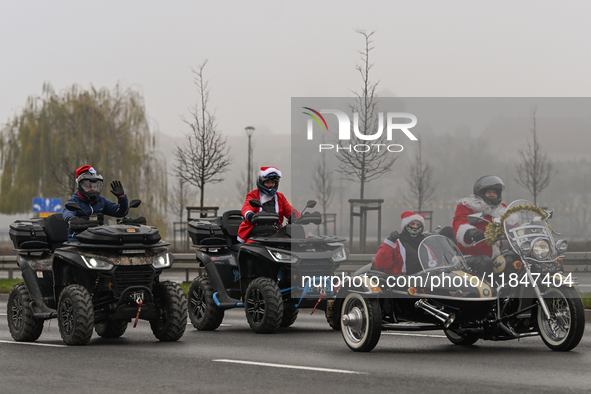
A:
213,359,367,375
0,340,66,348
0,313,7,316
383,332,446,338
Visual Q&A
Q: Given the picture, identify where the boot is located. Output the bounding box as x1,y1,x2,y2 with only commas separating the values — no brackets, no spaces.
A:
20,260,57,318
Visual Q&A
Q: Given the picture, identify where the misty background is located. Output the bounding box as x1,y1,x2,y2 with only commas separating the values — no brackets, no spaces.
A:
1,1,590,247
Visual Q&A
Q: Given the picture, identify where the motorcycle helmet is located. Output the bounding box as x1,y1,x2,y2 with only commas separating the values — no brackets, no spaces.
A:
76,165,103,203
473,175,504,207
257,166,282,196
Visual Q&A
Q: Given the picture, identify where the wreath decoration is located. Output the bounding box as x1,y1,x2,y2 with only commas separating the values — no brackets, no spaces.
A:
484,205,549,246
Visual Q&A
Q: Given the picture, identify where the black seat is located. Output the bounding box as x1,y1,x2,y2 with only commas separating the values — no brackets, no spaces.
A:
221,210,243,245
45,213,69,251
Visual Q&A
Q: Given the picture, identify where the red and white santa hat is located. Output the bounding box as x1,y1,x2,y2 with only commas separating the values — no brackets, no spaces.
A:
400,211,425,230
75,165,97,183
260,166,282,178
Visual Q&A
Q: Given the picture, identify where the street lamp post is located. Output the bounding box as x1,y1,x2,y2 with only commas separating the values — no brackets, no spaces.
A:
245,126,255,190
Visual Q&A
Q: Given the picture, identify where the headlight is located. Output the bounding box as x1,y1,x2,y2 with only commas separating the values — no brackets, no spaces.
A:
268,249,298,263
153,253,171,268
331,246,347,263
519,241,532,254
531,239,551,260
81,256,113,270
556,239,568,253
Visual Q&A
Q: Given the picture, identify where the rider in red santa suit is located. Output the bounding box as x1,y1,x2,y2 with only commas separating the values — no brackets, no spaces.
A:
237,167,300,243
453,175,507,276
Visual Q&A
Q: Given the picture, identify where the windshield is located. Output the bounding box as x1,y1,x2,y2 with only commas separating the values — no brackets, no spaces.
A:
418,235,468,272
503,200,557,260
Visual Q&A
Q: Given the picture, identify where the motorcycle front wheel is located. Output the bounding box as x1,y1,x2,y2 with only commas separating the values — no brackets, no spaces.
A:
537,286,585,351
340,292,381,352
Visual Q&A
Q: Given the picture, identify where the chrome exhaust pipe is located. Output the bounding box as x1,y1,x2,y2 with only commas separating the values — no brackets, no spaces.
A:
415,299,456,328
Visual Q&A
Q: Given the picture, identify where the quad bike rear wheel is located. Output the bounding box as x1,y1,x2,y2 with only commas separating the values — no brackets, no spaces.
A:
245,277,283,333
537,286,585,351
150,281,188,341
7,283,44,342
188,275,224,330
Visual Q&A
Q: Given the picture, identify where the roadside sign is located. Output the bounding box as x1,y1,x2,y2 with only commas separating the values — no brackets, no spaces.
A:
33,197,63,213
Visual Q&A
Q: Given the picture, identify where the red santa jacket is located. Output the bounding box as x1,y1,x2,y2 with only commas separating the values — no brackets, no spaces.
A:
453,196,506,257
237,190,299,243
374,237,408,274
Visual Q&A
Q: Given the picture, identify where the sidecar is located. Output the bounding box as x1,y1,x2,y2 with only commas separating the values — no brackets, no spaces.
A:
336,235,497,352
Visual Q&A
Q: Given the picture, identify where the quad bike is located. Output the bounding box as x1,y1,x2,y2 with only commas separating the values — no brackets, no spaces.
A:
337,200,583,352
6,199,187,345
187,199,348,333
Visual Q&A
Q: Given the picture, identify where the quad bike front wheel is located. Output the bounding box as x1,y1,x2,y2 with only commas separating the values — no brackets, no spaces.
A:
58,284,94,346
340,292,381,352
150,281,188,341
537,286,585,351
245,277,283,333
280,302,299,328
188,275,224,330
7,283,44,342
95,320,128,339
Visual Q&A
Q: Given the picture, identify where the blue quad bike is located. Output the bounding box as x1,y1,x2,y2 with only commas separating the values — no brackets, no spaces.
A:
6,199,187,345
187,199,348,333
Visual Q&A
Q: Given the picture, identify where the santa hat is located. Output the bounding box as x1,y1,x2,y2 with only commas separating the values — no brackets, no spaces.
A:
260,166,282,178
75,165,97,183
400,211,425,230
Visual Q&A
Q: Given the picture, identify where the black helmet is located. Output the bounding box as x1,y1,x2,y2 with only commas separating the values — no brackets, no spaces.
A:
473,175,504,207
257,167,281,197
77,169,104,203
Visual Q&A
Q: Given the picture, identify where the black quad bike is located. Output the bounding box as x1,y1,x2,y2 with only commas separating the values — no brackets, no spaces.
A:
336,200,584,352
6,199,187,345
186,199,348,333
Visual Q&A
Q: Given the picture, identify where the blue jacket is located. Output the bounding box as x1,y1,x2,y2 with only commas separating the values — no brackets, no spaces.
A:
62,192,129,241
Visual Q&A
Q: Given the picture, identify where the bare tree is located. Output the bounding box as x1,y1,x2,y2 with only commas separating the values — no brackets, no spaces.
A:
336,29,398,199
515,107,556,205
311,152,335,235
404,139,436,212
174,60,232,207
168,170,192,223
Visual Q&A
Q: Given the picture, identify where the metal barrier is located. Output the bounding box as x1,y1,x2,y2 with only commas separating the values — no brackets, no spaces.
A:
2,252,591,281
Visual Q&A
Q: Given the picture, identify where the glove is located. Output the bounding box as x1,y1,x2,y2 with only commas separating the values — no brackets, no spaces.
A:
245,212,254,222
464,228,485,243
110,180,125,198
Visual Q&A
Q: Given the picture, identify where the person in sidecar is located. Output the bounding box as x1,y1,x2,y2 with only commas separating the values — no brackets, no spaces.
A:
374,211,426,275
453,175,507,277
237,166,300,243
62,165,129,242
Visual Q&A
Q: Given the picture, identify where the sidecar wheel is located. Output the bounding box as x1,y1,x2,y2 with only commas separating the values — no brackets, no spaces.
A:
537,286,585,351
340,292,381,352
444,329,479,346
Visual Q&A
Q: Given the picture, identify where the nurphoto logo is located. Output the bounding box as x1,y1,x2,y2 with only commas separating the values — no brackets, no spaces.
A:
302,107,418,153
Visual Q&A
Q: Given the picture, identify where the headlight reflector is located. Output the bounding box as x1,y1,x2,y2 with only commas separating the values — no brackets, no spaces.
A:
153,253,171,268
268,249,297,263
81,256,113,270
519,241,532,254
331,246,347,262
531,239,550,260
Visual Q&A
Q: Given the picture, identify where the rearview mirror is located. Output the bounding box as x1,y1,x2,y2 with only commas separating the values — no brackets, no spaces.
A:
65,202,82,212
306,200,317,209
249,199,262,208
467,212,490,225
129,199,141,208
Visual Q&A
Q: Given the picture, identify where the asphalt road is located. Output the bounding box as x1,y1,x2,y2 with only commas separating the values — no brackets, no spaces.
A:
1,300,590,394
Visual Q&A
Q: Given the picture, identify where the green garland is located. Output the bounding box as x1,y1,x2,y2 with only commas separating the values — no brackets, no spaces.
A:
484,205,549,246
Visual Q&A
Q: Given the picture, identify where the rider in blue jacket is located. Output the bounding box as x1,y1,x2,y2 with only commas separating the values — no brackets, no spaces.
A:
62,165,129,241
